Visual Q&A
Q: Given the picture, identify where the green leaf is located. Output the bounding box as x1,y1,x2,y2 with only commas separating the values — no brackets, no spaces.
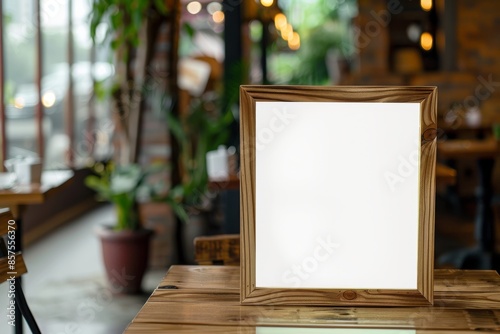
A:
167,197,189,223
182,23,195,39
132,9,142,30
167,112,188,145
93,80,108,100
110,39,120,50
85,175,112,200
110,11,122,30
154,0,168,14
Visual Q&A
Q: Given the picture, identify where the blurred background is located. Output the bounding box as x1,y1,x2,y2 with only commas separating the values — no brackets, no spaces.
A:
0,0,500,332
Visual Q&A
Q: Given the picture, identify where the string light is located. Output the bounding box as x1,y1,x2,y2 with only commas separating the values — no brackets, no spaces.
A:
260,0,274,7
274,12,299,47
274,13,287,31
288,32,300,50
281,23,293,40
420,32,433,51
420,0,432,11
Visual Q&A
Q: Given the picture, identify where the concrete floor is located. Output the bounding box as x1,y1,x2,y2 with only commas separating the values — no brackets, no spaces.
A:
0,205,165,334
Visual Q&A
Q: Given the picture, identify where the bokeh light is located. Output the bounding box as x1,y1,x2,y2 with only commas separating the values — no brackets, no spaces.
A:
213,10,225,23
261,0,274,7
207,2,222,15
274,13,287,31
420,0,432,11
420,32,433,50
187,1,202,15
288,32,300,50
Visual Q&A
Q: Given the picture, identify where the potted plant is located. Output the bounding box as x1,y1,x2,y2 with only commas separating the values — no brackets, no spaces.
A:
85,162,163,293
88,0,180,290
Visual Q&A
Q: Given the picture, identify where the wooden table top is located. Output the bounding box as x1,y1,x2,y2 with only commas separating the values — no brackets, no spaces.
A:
435,163,456,186
208,174,240,191
0,170,74,206
125,266,500,333
438,138,500,159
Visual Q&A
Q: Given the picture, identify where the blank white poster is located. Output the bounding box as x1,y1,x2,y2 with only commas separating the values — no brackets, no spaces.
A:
255,101,421,289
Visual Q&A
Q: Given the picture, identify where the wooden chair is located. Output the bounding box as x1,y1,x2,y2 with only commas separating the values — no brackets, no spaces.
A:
0,208,41,334
194,234,240,265
436,163,457,186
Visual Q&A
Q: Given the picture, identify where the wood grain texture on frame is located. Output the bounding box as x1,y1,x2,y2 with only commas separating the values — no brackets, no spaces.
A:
240,85,437,306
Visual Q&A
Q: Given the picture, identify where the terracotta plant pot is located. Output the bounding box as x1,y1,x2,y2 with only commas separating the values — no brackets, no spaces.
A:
97,226,153,294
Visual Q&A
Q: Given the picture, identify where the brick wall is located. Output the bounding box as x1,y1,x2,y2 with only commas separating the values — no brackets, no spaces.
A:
344,0,500,195
348,0,500,121
456,0,500,74
354,0,390,73
138,20,177,268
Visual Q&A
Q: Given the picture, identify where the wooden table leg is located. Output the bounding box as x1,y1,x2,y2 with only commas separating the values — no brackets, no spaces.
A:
14,217,23,334
14,278,41,334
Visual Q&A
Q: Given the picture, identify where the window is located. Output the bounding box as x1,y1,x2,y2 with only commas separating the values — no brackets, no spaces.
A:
0,0,113,170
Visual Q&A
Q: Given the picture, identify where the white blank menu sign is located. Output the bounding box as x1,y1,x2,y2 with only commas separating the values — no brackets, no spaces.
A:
255,101,421,290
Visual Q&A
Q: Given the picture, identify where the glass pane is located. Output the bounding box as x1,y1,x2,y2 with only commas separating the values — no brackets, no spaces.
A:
73,0,96,166
41,0,69,169
73,0,113,167
4,0,38,160
86,59,114,165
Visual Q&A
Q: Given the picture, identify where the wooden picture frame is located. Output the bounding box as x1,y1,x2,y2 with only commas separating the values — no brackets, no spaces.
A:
240,86,437,306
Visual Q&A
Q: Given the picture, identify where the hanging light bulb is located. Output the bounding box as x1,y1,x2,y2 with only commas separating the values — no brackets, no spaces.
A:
420,0,432,11
288,32,300,50
274,13,287,31
281,23,293,41
261,0,274,7
420,32,433,51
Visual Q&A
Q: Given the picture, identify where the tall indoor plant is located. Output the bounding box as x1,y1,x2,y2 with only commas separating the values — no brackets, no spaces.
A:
90,0,179,164
165,92,234,262
88,0,180,292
